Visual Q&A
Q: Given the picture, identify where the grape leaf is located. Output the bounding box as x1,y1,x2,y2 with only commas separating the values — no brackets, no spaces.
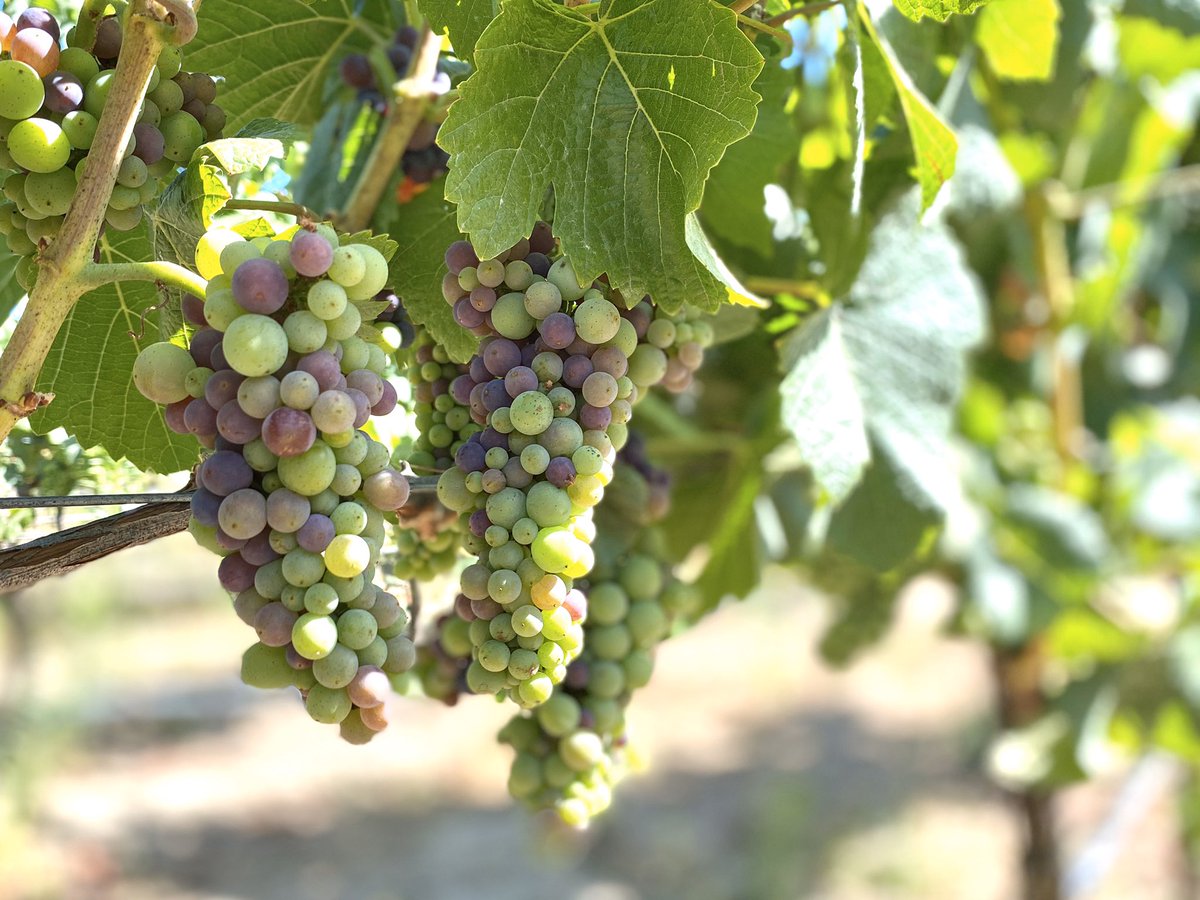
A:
188,0,395,133
439,0,764,314
374,183,478,363
860,10,957,210
29,227,198,474
1119,17,1200,83
892,0,991,21
0,246,21,326
779,193,986,512
418,0,496,62
700,61,796,254
976,0,1061,81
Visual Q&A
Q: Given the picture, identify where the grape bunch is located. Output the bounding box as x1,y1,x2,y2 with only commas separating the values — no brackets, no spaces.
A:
337,25,451,195
432,225,701,709
401,332,475,473
131,224,417,743
0,6,224,286
499,464,700,827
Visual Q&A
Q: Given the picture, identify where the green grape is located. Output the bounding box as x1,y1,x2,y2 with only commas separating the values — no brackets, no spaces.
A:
574,296,621,344
327,245,365,287
478,640,511,673
344,244,390,300
312,643,359,689
282,548,326,588
283,310,328,354
325,533,370,578
491,292,536,339
194,227,242,279
132,341,194,404
7,118,71,173
0,60,45,119
277,442,337,496
510,390,554,436
161,111,204,162
83,71,115,118
58,48,101,84
292,613,339,660
23,169,75,217
305,685,352,724
222,313,290,376
338,608,378,650
307,280,347,320
240,642,294,690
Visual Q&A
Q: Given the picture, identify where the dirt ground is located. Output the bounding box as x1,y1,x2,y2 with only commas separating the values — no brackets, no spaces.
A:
0,535,1186,900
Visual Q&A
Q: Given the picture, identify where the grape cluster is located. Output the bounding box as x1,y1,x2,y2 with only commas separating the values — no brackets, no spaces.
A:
499,465,700,826
131,224,417,742
431,225,701,709
401,332,474,473
0,6,224,286
337,25,451,193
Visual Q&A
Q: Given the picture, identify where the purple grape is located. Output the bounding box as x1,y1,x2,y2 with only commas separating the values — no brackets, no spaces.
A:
297,514,335,552
483,338,521,377
372,381,398,416
210,342,229,370
454,594,477,621
538,313,575,350
232,258,289,314
184,398,218,436
340,54,375,89
255,603,298,647
290,230,334,277
297,351,341,391
218,553,257,592
190,487,221,527
189,328,221,367
529,222,555,255
43,72,83,114
192,74,218,105
200,450,253,496
520,343,539,367
565,337,595,356
241,531,280,567
502,458,532,490
468,509,491,537
546,457,576,488
504,366,538,398
387,42,412,74
346,388,371,429
450,375,475,406
442,271,464,304
468,357,490,384
479,428,508,451
93,15,122,58
456,442,486,473
625,303,652,339
562,355,594,389
17,8,61,40
481,469,506,493
346,370,385,406
266,489,310,533
364,470,411,510
165,399,190,434
214,436,243,453
216,401,263,444
205,369,243,410
579,404,612,431
481,380,510,413
415,344,435,364
526,252,551,277
591,347,628,378
262,407,316,457
565,660,590,690
182,98,208,122
470,597,502,620
182,293,206,326
396,25,419,49
133,123,165,165
286,646,313,670
507,237,531,260
470,286,497,312
445,241,478,275
454,297,485,329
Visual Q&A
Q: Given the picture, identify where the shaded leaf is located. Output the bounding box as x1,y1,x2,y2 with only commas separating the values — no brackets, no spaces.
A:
976,0,1061,81
893,0,991,21
418,0,496,62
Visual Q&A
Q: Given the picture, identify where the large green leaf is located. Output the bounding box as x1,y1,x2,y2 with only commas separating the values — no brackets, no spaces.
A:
376,184,478,363
439,0,763,313
188,0,395,133
1118,16,1200,83
418,0,496,62
860,9,957,210
0,246,21,326
779,195,986,511
976,0,1061,81
29,227,198,474
892,0,991,21
700,62,796,254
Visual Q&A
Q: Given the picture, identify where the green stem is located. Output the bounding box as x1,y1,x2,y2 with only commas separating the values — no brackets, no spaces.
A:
78,261,209,297
570,1,601,14
338,28,443,232
222,199,320,222
729,0,759,14
738,13,792,46
0,0,188,442
767,0,845,27
744,276,827,300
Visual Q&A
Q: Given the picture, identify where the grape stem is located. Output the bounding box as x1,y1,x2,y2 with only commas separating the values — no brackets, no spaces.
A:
338,27,444,232
78,261,210,298
738,13,793,46
222,199,322,223
729,0,759,15
0,0,190,443
766,0,847,27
